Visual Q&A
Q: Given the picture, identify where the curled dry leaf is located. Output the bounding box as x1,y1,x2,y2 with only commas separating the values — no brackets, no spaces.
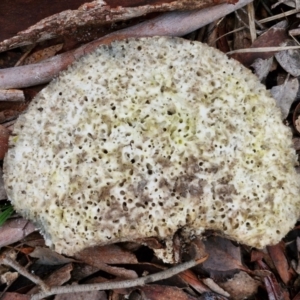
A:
29,247,77,265
202,278,230,297
251,57,274,81
256,259,288,300
23,44,63,65
218,271,260,300
179,269,212,294
0,0,236,52
270,77,299,120
0,271,18,285
275,39,300,77
267,242,294,285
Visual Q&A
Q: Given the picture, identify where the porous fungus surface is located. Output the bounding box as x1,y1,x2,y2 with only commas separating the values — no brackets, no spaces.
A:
4,37,300,262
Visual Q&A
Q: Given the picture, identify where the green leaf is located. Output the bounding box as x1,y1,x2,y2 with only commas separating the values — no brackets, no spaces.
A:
0,206,14,226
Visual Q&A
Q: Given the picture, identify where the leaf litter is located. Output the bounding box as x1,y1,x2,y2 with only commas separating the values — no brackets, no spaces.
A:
1,0,300,299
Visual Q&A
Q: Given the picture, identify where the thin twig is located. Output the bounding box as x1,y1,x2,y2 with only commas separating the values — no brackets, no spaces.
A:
0,253,49,292
227,45,300,54
0,89,25,102
235,10,250,29
30,256,208,300
214,26,246,43
0,0,253,90
259,8,300,23
247,2,257,42
261,0,274,16
289,28,300,37
240,7,265,29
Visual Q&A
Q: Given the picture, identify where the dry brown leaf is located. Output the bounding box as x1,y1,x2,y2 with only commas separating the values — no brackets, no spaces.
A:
0,125,10,160
75,246,138,278
23,44,63,65
0,218,36,248
256,259,289,300
179,269,211,294
188,237,207,261
233,8,252,51
71,263,101,282
140,284,198,300
0,102,29,124
28,263,73,295
75,244,138,265
198,293,229,300
135,237,164,249
293,138,300,151
19,232,46,248
291,237,300,274
293,291,300,300
29,247,77,265
218,271,260,300
215,19,230,53
250,249,265,262
55,290,107,300
200,236,248,276
267,242,294,285
231,20,288,66
122,262,187,288
90,263,138,279
1,293,30,300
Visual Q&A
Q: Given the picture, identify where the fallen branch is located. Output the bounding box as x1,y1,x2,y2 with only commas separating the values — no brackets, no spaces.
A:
29,255,208,300
0,0,233,52
0,89,25,102
0,252,50,293
0,0,253,90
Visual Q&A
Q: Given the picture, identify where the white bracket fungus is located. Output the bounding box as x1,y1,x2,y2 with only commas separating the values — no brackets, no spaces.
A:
3,37,300,263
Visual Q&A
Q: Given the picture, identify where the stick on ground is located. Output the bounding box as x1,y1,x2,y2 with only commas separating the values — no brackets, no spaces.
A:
0,0,253,90
30,255,208,300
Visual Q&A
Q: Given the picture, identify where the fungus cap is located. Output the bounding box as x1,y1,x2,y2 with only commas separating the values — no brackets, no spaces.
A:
4,37,300,263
